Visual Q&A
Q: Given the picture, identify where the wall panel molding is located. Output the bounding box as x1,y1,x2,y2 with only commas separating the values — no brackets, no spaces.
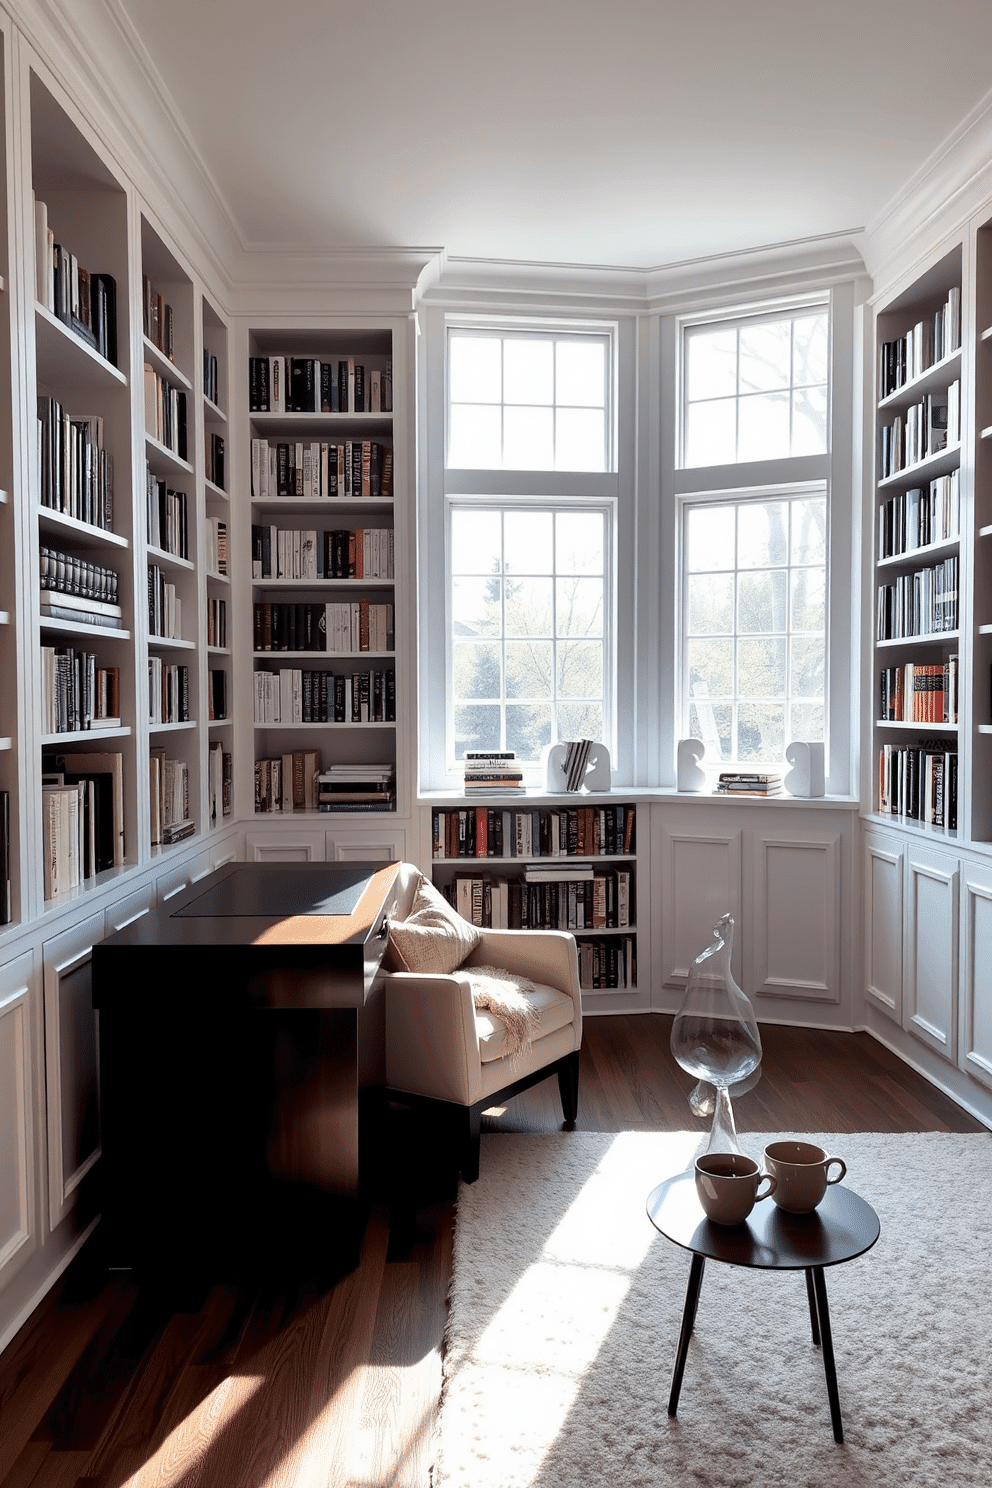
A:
0,952,36,1287
748,832,840,1003
864,834,904,1022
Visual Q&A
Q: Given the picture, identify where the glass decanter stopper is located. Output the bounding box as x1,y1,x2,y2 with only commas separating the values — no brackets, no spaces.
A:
670,913,762,1154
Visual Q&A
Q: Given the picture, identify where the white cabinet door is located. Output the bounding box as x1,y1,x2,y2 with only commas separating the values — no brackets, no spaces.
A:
746,830,841,1004
864,831,905,1024
43,913,103,1232
905,843,958,1062
326,827,409,864
657,823,742,995
0,952,38,1288
245,830,326,862
961,864,992,1091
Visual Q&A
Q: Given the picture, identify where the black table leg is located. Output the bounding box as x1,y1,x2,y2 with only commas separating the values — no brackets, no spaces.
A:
668,1253,705,1418
805,1267,821,1346
810,1264,844,1443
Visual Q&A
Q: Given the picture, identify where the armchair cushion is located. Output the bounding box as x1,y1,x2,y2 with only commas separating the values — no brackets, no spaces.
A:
386,873,481,974
474,979,575,1063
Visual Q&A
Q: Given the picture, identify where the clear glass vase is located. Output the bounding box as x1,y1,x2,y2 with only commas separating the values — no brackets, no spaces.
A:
670,913,762,1153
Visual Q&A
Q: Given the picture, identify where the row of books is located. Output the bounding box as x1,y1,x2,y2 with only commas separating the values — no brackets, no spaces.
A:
149,748,192,844
317,763,395,811
142,276,174,361
878,290,960,398
877,743,958,830
204,350,220,406
250,438,392,500
207,669,227,721
148,659,189,726
41,547,122,629
146,466,188,558
205,517,227,576
252,600,394,654
208,433,225,490
250,525,394,581
143,364,188,460
432,803,636,859
208,741,232,823
716,771,782,797
148,563,181,640
463,749,524,792
207,596,227,649
876,556,959,640
38,399,114,530
254,750,320,812
446,866,632,931
877,472,959,560
879,658,958,724
41,750,126,898
42,648,120,735
249,356,392,414
35,200,118,366
878,383,959,478
253,667,395,724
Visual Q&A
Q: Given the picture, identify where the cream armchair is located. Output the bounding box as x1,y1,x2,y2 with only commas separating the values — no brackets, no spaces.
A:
384,926,582,1182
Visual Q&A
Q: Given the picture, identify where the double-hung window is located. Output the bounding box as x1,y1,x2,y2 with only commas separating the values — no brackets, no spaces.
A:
426,322,618,786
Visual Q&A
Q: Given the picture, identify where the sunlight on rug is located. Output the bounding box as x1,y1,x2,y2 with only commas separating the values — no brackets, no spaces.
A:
435,1130,992,1488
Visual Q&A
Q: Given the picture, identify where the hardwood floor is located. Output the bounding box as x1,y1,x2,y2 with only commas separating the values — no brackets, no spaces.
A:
0,1016,984,1488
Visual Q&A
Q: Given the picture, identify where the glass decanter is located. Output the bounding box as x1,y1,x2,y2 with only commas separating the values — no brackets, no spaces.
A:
670,913,762,1153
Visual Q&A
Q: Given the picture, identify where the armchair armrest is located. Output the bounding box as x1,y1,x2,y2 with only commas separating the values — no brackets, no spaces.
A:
384,971,483,1105
465,927,581,1017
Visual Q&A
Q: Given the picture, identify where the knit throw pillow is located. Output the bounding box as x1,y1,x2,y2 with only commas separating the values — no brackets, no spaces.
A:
387,874,481,974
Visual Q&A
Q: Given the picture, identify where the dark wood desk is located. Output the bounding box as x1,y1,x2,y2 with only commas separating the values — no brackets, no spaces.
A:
92,861,410,1284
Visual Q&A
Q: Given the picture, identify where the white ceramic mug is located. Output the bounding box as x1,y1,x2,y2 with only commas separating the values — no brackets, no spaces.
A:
695,1151,777,1226
763,1140,847,1214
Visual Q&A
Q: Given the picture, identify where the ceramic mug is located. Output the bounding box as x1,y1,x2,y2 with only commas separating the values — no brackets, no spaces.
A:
695,1152,777,1226
763,1140,847,1214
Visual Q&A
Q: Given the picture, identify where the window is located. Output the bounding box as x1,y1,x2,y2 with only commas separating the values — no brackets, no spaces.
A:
448,502,611,764
683,489,827,764
682,306,829,468
448,329,611,472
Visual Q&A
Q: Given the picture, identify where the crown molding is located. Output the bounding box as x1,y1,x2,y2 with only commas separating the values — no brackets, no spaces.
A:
230,247,442,317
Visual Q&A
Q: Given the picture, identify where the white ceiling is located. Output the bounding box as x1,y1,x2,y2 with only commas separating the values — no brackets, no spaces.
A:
118,0,992,270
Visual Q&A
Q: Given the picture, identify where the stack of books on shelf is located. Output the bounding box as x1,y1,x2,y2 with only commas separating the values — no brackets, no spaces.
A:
143,365,188,460
40,547,122,629
876,555,959,640
42,647,120,734
148,659,189,725
879,382,959,479
878,289,960,397
716,771,783,797
42,749,125,893
433,802,636,858
317,763,396,812
878,741,957,830
254,749,321,812
35,199,117,365
142,276,174,360
877,472,959,558
250,525,393,579
253,600,394,654
249,356,392,413
206,517,227,576
253,665,394,723
149,747,193,845
209,434,225,489
204,350,220,404
251,439,392,499
146,467,188,556
147,563,181,639
208,741,232,822
38,399,114,529
463,750,524,793
207,596,227,648
561,738,597,791
208,669,227,721
879,658,958,723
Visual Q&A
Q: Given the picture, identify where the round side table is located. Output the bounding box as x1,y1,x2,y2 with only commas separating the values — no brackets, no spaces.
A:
646,1173,880,1443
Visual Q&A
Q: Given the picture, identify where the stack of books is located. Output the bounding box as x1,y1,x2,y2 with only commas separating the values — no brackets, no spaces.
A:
463,751,525,793
562,738,595,792
716,771,783,797
317,763,395,812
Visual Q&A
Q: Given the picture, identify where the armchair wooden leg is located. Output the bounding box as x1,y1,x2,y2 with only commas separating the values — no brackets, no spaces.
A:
460,1104,483,1184
557,1051,580,1128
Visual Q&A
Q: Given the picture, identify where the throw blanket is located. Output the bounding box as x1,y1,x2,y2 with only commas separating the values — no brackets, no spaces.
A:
466,965,541,1058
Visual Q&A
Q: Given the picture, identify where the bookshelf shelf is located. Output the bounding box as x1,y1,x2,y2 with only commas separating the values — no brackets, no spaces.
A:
0,612,8,626
203,396,225,423
34,303,127,391
205,479,227,503
0,738,11,752
877,347,962,411
876,720,958,732
149,720,197,734
41,725,131,745
142,334,190,389
38,618,131,642
979,725,992,735
251,411,392,434
876,535,959,570
145,434,192,479
251,496,394,514
253,721,397,732
148,634,195,650
876,632,959,649
878,442,961,489
146,544,193,572
38,508,129,550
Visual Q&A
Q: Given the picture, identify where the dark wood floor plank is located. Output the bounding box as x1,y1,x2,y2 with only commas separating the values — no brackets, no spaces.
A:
0,1440,49,1488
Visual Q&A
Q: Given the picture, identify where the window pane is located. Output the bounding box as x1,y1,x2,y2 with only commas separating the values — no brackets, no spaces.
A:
739,320,791,393
792,314,829,387
685,398,736,467
791,499,826,565
449,336,501,402
556,577,603,637
686,327,737,400
449,404,501,467
506,639,552,697
557,640,602,698
686,505,735,572
738,637,786,697
738,502,788,568
556,511,603,573
452,577,501,637
737,703,785,762
455,703,501,758
790,567,826,632
503,406,553,469
792,385,828,455
790,636,825,698
453,641,501,699
451,509,501,575
690,699,732,760
738,570,787,634
790,702,825,741
505,577,552,636
504,339,553,404
556,408,605,471
688,573,734,635
738,391,790,461
556,340,606,406
558,701,603,741
506,704,551,760
504,512,553,573
688,638,734,698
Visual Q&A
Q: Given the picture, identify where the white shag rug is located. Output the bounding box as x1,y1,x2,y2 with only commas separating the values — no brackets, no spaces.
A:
435,1130,992,1488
